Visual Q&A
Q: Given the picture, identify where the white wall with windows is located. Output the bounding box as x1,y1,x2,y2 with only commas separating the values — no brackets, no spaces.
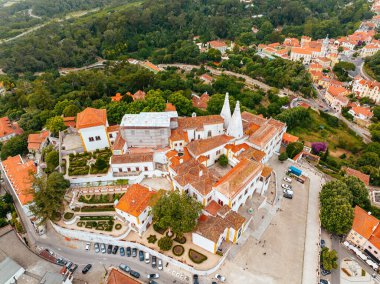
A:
79,125,110,151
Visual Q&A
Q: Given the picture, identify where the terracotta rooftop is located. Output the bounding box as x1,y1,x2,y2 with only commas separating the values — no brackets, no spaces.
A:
186,134,233,157
195,209,245,243
170,129,189,142
343,167,370,186
208,40,228,48
192,93,210,110
248,123,277,148
214,158,263,199
107,125,120,133
352,206,379,239
132,90,146,101
173,158,217,196
111,93,123,102
76,108,107,129
143,61,160,72
111,152,154,164
112,133,126,152
0,117,23,138
178,115,223,131
350,106,373,118
63,116,76,128
165,103,176,112
261,166,272,178
106,268,142,284
282,132,299,143
205,200,222,216
2,155,36,205
115,184,155,217
327,86,349,97
27,130,49,151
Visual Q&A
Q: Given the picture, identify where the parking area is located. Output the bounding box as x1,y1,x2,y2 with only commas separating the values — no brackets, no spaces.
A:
220,160,310,284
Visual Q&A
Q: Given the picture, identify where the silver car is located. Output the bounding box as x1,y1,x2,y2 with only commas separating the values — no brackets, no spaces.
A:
94,243,100,253
157,259,163,270
100,243,106,254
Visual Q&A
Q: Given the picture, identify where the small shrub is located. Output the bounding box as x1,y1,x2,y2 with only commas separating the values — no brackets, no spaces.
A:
158,236,173,251
218,154,228,167
172,245,185,256
147,234,158,244
278,152,288,161
77,221,84,227
188,249,208,264
63,212,74,220
174,234,187,244
153,223,167,234
115,224,122,230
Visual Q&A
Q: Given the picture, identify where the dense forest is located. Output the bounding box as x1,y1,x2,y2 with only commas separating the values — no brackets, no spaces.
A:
0,0,373,74
364,51,380,81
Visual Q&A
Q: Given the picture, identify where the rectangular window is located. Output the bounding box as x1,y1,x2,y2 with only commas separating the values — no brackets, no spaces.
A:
193,192,197,199
89,137,94,142
136,167,140,172
245,189,248,195
118,168,122,172
144,167,148,171
216,150,221,155
95,136,101,141
207,196,212,201
109,134,113,138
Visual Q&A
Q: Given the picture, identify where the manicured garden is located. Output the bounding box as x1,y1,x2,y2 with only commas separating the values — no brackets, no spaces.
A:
78,193,124,204
73,205,115,212
68,148,112,176
76,215,118,232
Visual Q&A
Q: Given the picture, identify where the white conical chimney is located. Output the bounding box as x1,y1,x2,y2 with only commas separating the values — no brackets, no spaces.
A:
227,101,243,138
220,92,232,129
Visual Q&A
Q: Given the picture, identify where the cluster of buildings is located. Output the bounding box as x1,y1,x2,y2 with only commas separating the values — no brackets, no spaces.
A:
0,92,289,255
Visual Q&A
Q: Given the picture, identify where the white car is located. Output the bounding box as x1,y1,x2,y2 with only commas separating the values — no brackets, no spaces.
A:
94,243,100,253
215,274,226,282
147,273,159,279
281,183,292,190
85,242,90,251
157,259,163,270
283,189,294,195
283,177,292,183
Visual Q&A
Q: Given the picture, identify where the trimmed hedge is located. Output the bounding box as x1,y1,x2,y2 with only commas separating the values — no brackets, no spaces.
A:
79,216,113,221
81,205,115,212
115,224,122,230
189,249,208,264
153,223,167,234
158,236,173,251
172,245,185,256
174,234,186,244
147,234,157,244
63,212,74,220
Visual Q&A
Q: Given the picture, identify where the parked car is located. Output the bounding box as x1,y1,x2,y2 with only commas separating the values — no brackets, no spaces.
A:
149,281,158,284
120,247,125,256
320,280,330,284
132,248,137,257
320,239,326,248
145,252,150,264
139,250,144,261
100,243,106,254
119,264,130,273
112,245,119,254
283,192,293,199
281,183,292,190
215,274,226,282
69,264,78,273
66,262,73,270
82,264,92,274
107,245,112,254
129,270,140,278
283,188,294,195
126,247,131,257
147,273,159,279
94,243,100,253
85,242,90,251
152,256,157,268
283,177,292,183
320,267,331,276
157,258,162,270
193,274,199,284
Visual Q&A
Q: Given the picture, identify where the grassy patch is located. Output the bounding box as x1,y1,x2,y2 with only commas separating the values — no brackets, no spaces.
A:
68,149,111,176
188,249,208,264
172,245,185,256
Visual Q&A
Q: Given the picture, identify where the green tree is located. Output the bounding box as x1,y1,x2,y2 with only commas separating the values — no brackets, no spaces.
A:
207,48,222,62
45,150,59,173
373,106,380,122
0,133,29,160
62,105,80,117
218,154,228,167
157,236,173,251
286,142,304,159
46,116,66,136
321,247,338,271
30,172,70,223
168,91,194,116
152,191,203,235
342,176,371,210
276,107,311,130
333,61,355,82
369,123,380,142
279,152,288,161
94,157,108,171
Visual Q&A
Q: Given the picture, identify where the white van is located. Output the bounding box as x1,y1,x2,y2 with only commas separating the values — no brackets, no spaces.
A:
145,252,150,264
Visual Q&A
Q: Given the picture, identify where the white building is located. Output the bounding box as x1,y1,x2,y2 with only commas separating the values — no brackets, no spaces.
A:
0,117,23,143
111,152,155,178
352,77,380,104
0,257,25,284
115,184,156,236
76,108,110,152
360,43,380,57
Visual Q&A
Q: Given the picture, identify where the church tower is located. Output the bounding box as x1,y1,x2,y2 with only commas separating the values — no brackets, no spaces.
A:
227,101,243,139
220,92,232,129
322,34,329,56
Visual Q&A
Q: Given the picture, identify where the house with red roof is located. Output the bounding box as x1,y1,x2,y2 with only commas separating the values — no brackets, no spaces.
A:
0,117,23,143
27,130,50,154
352,76,380,104
76,108,110,152
111,93,123,102
348,106,374,127
192,92,210,110
325,85,350,112
115,184,156,236
343,167,370,186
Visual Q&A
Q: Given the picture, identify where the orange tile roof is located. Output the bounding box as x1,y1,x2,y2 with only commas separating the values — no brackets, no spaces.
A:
369,225,380,250
205,200,222,216
352,206,378,239
132,90,146,101
111,152,154,164
165,149,178,159
173,158,217,195
112,133,126,151
106,268,142,284
107,125,119,133
115,184,155,217
327,85,349,97
209,40,228,48
192,93,210,110
111,93,123,102
0,117,23,138
2,155,36,205
165,103,176,112
28,130,49,151
261,166,272,178
170,128,189,142
186,134,233,157
178,115,223,131
351,106,373,118
291,47,312,55
76,108,107,129
63,116,76,128
249,124,277,148
344,167,370,186
282,132,299,143
200,74,213,82
214,158,263,199
143,61,161,72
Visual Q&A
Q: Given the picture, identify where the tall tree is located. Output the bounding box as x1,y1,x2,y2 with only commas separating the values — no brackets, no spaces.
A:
45,116,66,136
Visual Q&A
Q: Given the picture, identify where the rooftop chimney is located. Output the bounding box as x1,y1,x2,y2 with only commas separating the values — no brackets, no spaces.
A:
199,170,203,177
